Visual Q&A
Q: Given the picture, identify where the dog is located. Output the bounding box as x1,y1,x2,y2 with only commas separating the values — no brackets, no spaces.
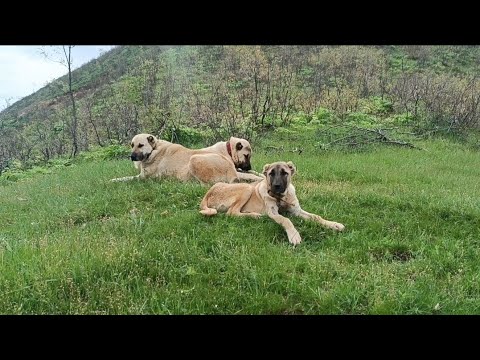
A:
111,133,264,184
199,161,345,245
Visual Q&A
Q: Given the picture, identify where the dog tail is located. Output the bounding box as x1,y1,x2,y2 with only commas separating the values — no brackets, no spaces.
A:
199,196,217,216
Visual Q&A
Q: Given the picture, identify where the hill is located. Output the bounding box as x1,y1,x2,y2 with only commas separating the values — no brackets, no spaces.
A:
1,45,479,174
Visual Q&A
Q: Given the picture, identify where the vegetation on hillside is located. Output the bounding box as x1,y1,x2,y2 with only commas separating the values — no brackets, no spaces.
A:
0,45,479,175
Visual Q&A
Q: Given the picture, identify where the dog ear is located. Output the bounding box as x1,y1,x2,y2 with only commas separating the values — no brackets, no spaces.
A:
262,163,271,177
286,161,296,175
147,135,157,149
236,142,243,151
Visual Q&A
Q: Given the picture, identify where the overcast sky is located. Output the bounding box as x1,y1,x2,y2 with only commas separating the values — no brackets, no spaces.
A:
0,45,116,111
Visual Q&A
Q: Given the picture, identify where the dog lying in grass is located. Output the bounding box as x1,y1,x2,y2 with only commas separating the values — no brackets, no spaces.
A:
199,161,345,245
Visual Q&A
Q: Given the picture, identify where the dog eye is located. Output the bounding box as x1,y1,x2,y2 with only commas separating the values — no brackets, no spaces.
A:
131,143,134,148
269,171,275,176
138,144,144,148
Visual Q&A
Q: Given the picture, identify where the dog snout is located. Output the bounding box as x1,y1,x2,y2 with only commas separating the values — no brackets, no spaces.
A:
130,152,140,161
238,162,251,171
273,184,282,192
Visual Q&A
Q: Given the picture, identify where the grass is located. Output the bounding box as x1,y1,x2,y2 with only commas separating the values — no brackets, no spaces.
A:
1,131,480,314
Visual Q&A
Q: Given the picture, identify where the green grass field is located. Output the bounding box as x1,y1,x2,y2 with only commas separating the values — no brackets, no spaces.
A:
1,134,480,314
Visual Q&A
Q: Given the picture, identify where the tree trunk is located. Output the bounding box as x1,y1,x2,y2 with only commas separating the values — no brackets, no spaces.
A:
64,46,79,158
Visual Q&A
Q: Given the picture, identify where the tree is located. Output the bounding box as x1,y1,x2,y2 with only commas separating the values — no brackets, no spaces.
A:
40,45,79,157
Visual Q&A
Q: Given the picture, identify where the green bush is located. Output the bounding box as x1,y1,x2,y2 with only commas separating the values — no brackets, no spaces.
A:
315,107,336,123
388,113,415,126
360,97,393,116
162,126,207,147
0,165,53,184
80,144,130,161
345,112,378,128
47,158,73,168
290,112,310,126
273,127,295,140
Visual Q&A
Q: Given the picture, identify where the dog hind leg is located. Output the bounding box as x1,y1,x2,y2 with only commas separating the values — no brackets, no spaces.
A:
226,189,261,218
199,195,218,216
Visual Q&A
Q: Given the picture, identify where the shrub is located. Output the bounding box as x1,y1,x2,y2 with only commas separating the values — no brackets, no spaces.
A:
161,126,207,147
315,107,336,123
80,144,130,161
345,112,378,128
360,96,393,116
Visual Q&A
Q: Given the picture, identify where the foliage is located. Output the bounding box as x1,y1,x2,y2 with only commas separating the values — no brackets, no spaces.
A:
1,45,479,170
80,144,130,161
345,112,379,128
160,126,208,147
359,96,393,116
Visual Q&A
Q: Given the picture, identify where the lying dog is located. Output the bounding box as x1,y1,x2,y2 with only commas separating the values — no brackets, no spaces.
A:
199,161,345,245
111,133,264,184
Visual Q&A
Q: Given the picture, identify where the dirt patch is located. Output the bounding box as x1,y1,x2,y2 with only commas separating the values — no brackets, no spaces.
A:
370,245,415,263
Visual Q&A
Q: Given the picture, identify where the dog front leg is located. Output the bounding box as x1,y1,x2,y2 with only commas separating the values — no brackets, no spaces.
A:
111,161,149,182
265,203,302,245
291,206,345,232
236,171,265,182
111,174,141,182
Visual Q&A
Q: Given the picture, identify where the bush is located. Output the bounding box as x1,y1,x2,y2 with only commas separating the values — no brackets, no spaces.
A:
360,96,393,116
47,158,73,168
80,144,130,161
387,113,416,126
161,126,207,147
345,112,378,128
273,127,295,140
290,113,310,126
315,107,336,123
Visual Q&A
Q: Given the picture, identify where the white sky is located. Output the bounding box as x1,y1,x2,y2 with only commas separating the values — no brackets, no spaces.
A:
0,45,116,111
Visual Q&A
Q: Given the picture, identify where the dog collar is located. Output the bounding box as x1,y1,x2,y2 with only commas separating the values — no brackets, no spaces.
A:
226,142,232,158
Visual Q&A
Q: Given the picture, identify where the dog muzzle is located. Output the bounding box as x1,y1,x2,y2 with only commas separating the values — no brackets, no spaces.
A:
237,162,251,171
130,152,152,161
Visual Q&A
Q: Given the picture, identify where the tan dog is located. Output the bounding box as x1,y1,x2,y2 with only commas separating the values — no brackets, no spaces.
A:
111,133,263,184
199,161,345,245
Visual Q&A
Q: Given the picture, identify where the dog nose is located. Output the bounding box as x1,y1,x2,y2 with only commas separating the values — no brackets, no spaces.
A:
130,154,137,161
274,184,282,191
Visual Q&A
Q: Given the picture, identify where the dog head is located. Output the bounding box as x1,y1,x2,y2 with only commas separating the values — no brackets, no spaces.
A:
228,137,253,171
262,161,296,197
129,133,158,161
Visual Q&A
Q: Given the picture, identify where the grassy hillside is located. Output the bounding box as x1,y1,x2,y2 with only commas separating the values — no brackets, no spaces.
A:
1,45,479,175
0,46,172,118
1,131,480,314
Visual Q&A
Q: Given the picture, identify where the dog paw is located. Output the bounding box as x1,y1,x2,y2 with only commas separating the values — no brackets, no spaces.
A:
200,209,217,216
288,231,302,245
331,222,345,231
